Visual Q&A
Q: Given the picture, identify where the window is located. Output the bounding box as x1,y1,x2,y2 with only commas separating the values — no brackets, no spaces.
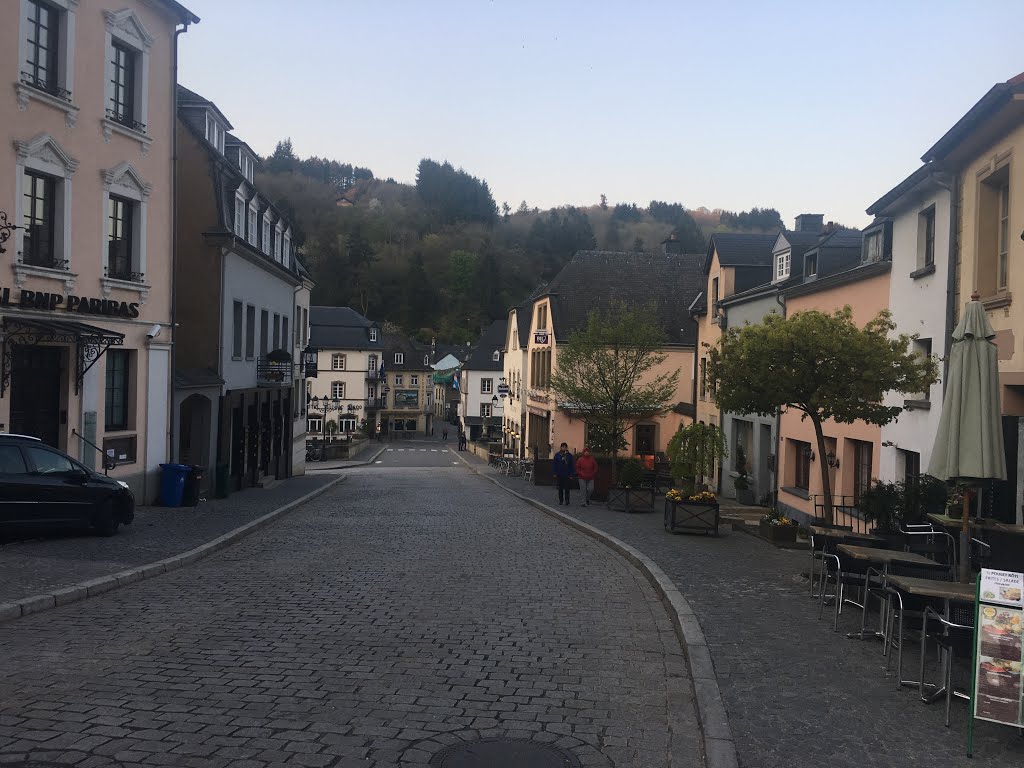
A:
260,310,269,356
282,316,289,352
919,206,936,268
332,353,346,370
805,253,817,278
481,378,493,394
273,314,281,351
339,416,357,433
368,355,377,373
699,358,707,400
369,328,378,342
368,385,376,399
107,195,135,280
411,375,419,385
774,249,791,281
395,375,404,386
852,440,873,505
536,304,548,330
25,445,75,474
234,191,246,237
247,198,258,246
245,305,256,359
23,1,63,97
307,417,323,434
902,450,921,487
109,40,137,127
424,354,430,366
997,181,1010,290
0,445,29,475
492,350,500,362
331,381,345,399
232,301,243,358
792,440,811,491
395,353,404,365
863,230,883,264
204,111,225,153
911,338,932,401
240,153,255,183
22,169,56,267
711,276,719,307
302,307,308,345
105,349,131,430
480,403,492,418
262,212,273,253
282,230,291,267
273,222,282,259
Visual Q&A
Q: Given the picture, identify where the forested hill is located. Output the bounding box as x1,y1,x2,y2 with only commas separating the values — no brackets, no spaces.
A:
257,141,785,345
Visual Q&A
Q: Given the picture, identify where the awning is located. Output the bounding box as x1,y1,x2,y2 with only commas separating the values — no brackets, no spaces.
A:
175,367,225,390
2,316,125,396
463,416,484,426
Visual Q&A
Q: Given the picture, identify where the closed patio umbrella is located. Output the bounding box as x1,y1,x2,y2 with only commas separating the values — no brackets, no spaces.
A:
927,292,1006,580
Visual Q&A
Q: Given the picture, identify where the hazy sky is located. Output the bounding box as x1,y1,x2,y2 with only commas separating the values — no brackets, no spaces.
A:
178,1,1021,228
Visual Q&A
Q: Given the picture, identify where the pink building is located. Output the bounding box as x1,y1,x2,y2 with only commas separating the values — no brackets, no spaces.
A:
1,0,198,501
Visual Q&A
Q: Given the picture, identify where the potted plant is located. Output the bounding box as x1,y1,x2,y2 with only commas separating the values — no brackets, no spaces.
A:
733,444,755,505
759,508,798,544
667,422,728,495
857,480,904,548
664,488,720,535
607,458,656,513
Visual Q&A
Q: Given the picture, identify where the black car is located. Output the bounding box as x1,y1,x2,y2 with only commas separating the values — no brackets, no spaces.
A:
0,434,135,536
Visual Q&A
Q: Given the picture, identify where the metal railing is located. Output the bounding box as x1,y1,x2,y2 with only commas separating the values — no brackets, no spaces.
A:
813,494,869,534
20,71,71,101
105,108,146,133
256,355,292,387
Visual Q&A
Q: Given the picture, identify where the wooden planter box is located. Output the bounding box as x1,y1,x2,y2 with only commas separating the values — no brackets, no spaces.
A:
664,500,720,535
758,520,798,544
607,487,657,513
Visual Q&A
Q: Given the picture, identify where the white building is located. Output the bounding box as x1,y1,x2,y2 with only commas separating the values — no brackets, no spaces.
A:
459,321,506,442
868,165,953,483
502,304,530,457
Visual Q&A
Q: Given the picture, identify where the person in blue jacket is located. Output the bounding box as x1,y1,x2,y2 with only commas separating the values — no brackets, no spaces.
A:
552,442,575,506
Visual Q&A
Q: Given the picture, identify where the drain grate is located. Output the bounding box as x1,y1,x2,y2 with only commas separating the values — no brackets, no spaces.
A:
429,738,581,767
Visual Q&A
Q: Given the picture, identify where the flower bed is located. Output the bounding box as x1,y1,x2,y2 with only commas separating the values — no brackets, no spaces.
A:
663,489,720,535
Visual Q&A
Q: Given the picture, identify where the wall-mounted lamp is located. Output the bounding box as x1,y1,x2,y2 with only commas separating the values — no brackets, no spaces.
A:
803,447,815,462
825,450,839,469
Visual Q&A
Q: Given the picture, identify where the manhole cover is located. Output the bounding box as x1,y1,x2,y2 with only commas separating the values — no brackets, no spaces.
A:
430,738,580,768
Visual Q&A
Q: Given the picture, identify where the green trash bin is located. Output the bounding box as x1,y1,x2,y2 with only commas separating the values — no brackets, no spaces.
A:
214,463,231,499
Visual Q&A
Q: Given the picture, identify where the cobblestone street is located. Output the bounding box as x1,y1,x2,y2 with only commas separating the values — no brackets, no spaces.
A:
477,454,1024,768
0,462,700,767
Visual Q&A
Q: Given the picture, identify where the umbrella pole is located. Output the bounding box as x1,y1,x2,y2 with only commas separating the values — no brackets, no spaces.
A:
959,488,972,582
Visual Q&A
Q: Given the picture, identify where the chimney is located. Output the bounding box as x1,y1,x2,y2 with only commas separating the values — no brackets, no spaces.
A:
662,233,683,254
794,213,824,233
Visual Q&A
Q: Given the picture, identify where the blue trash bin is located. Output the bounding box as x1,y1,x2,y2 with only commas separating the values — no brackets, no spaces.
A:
159,463,190,507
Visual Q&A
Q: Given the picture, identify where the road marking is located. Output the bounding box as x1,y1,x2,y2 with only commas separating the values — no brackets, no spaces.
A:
386,449,394,452
431,449,437,452
375,460,383,464
453,461,459,465
420,449,427,452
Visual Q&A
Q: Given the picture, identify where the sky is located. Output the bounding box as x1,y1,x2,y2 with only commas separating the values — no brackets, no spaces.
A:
178,0,1022,229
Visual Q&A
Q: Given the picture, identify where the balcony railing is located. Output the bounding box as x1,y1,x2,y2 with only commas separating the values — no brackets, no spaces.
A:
19,255,69,271
106,269,145,283
20,71,71,102
105,108,147,134
256,352,293,387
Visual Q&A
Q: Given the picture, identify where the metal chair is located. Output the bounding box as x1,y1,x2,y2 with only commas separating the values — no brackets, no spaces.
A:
903,526,957,578
521,462,533,482
882,562,950,689
819,551,876,632
808,524,852,599
919,604,975,726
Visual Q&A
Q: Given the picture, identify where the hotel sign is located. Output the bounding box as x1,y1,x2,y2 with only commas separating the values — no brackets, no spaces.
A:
1,288,140,318
534,330,549,345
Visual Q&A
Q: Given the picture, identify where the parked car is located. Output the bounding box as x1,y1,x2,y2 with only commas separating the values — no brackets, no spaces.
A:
0,434,134,536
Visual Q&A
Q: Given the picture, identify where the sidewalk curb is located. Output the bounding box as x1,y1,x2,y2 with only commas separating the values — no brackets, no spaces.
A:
452,449,739,768
0,474,348,626
305,444,388,471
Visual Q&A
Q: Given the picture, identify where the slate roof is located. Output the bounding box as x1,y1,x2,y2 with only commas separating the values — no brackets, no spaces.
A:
308,306,381,351
384,335,430,371
704,233,778,271
541,251,705,346
464,320,506,371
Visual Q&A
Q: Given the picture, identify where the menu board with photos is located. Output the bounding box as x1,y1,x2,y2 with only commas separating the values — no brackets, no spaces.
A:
972,569,1023,728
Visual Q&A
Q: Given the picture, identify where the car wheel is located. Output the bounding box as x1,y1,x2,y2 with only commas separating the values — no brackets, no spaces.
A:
93,501,119,537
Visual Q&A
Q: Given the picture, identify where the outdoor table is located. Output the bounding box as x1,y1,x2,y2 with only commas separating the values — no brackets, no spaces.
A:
808,527,884,599
927,512,1024,535
885,576,975,694
836,544,949,640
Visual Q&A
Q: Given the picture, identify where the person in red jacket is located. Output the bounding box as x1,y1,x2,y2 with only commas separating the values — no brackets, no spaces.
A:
575,447,598,506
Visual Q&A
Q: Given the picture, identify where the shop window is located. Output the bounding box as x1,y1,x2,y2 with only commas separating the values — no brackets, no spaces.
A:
307,417,322,434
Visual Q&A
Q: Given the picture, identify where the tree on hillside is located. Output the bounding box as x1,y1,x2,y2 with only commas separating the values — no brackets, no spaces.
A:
648,200,706,252
719,207,783,231
706,307,938,522
415,159,498,225
611,203,643,223
526,207,597,279
550,303,681,483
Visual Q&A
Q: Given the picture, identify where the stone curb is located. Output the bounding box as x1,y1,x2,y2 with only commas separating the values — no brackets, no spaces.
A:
0,474,348,626
451,449,739,768
305,444,388,471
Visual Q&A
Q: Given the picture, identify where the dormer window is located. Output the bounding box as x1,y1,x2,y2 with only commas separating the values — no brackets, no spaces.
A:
492,350,500,362
204,111,225,153
394,353,404,365
805,253,818,279
239,152,255,183
369,328,378,342
247,197,258,246
233,188,246,238
774,249,791,281
282,229,291,268
863,230,883,264
262,211,272,253
424,355,430,366
273,222,282,260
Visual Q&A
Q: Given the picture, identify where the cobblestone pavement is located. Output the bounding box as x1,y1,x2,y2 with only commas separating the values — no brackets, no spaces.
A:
0,473,338,604
0,464,701,767
477,455,1024,768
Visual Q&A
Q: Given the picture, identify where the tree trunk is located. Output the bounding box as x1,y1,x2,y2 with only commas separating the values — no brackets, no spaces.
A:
808,412,833,525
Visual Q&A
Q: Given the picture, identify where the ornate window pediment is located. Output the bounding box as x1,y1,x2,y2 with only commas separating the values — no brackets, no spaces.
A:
102,161,152,200
13,133,78,178
103,8,153,51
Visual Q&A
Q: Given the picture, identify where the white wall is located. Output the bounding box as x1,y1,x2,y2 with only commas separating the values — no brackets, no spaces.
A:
880,184,952,482
220,252,296,391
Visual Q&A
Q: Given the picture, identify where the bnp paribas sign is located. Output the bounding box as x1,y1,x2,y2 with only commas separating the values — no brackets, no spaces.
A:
1,288,141,319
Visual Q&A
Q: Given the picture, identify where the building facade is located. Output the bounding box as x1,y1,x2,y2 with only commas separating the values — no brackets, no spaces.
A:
306,306,382,439
1,0,198,502
379,336,432,436
502,304,530,456
458,320,505,442
173,86,310,494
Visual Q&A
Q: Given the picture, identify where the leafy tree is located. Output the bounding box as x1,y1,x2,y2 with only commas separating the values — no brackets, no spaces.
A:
599,194,608,210
415,158,497,225
707,307,938,522
550,303,681,483
612,203,643,223
666,422,728,494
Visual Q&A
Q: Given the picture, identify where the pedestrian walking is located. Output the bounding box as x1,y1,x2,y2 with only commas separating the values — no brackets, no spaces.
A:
552,442,575,506
575,447,598,506
458,431,467,450
443,428,448,441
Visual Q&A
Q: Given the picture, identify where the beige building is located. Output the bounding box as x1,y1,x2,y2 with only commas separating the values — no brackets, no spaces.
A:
1,0,198,501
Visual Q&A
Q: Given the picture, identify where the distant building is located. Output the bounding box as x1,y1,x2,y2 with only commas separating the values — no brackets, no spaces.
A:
458,321,506,442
